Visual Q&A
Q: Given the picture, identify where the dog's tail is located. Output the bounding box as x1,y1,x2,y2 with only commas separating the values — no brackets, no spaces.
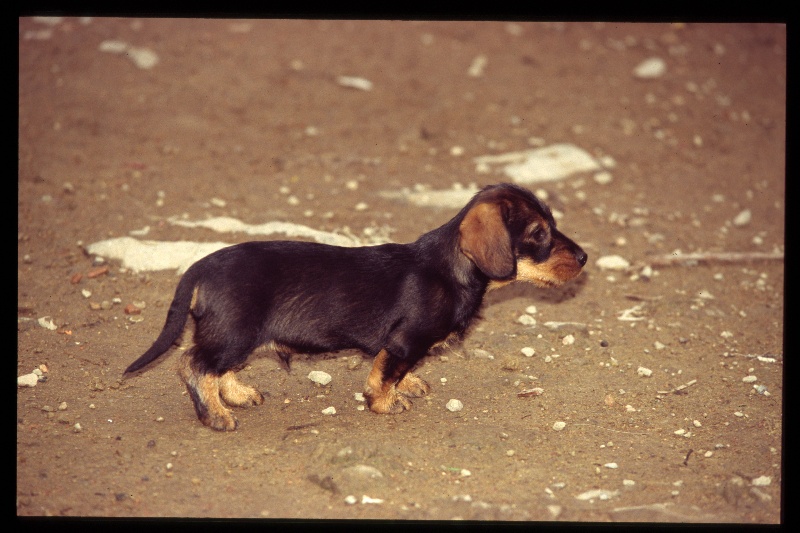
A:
123,266,201,375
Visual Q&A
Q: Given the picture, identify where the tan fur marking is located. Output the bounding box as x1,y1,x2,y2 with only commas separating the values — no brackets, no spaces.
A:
364,349,414,414
396,372,430,398
190,286,199,310
219,371,265,407
178,353,238,431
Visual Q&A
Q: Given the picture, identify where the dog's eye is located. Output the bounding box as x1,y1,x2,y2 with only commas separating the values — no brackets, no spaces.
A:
531,227,547,242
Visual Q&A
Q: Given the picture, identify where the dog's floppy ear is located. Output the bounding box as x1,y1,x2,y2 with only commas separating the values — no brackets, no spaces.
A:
459,201,515,279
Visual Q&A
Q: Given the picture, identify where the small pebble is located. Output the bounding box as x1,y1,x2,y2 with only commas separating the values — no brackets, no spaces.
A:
732,209,752,227
751,475,771,486
321,406,337,415
604,463,618,469
633,57,666,79
521,347,536,357
742,375,757,383
517,314,536,326
308,371,332,385
552,421,566,431
637,367,653,377
596,255,630,271
18,374,39,387
446,399,464,412
562,335,575,346
525,305,538,315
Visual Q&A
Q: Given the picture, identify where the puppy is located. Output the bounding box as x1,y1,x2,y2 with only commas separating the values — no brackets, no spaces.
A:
124,183,587,430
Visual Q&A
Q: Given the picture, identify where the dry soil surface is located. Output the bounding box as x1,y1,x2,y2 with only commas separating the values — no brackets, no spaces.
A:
18,19,784,522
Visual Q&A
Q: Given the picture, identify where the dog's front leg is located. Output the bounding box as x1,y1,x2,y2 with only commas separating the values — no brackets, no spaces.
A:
364,348,429,414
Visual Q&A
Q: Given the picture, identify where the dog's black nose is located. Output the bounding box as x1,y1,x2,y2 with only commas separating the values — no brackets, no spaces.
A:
575,248,588,267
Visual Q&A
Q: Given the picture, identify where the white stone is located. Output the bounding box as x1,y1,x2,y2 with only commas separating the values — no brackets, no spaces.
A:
18,373,39,387
637,367,653,377
633,57,667,79
733,209,752,227
596,255,630,271
552,421,566,431
446,399,464,412
521,347,536,357
308,371,332,385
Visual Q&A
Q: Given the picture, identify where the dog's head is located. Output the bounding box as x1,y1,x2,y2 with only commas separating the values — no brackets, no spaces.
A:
458,183,587,288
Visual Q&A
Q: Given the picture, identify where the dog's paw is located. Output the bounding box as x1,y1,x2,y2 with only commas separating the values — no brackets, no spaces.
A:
200,409,239,431
365,386,413,414
219,371,265,407
396,372,430,398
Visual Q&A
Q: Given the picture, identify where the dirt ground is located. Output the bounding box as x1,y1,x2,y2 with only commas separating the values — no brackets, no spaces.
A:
17,19,784,522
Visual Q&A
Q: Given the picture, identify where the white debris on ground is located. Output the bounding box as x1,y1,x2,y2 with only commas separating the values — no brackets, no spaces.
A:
474,143,604,184
85,218,378,274
379,184,480,208
633,57,667,79
336,76,373,91
168,217,361,247
85,237,231,274
308,371,332,385
98,39,159,69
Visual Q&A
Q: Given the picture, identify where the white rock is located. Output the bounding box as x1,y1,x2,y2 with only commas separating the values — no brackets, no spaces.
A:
467,54,488,77
733,209,752,227
37,317,58,331
633,57,667,79
525,305,538,315
604,463,619,469
562,335,575,346
446,399,464,412
596,255,630,271
308,370,332,385
521,347,536,357
337,76,373,91
517,314,536,326
344,495,358,505
637,367,653,377
552,421,566,431
593,171,613,185
361,495,384,504
751,475,771,486
321,406,337,415
18,373,39,387
127,47,159,70
98,39,129,54
742,375,757,383
354,392,365,402
575,489,619,501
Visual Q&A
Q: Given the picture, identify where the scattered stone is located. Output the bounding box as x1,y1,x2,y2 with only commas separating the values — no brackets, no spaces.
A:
517,387,544,398
18,373,39,387
637,367,653,377
593,171,613,185
751,475,771,487
474,144,601,184
87,265,109,278
517,314,536,326
562,334,575,346
742,375,757,383
308,371,332,385
37,317,58,331
321,406,337,415
467,54,488,77
124,303,141,315
633,57,666,79
521,347,535,357
732,209,752,227
596,255,630,271
575,488,619,501
543,321,588,332
446,399,464,412
70,272,83,284
337,76,373,91
361,495,384,504
604,463,619,469
552,421,566,431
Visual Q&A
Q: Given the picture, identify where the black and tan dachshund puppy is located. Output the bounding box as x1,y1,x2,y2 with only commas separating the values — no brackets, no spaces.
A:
124,183,587,431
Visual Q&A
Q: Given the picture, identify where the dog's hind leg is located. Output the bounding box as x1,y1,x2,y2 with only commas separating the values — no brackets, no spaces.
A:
178,351,239,431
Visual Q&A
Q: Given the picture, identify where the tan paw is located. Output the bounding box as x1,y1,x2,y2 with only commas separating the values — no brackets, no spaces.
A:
396,372,431,398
